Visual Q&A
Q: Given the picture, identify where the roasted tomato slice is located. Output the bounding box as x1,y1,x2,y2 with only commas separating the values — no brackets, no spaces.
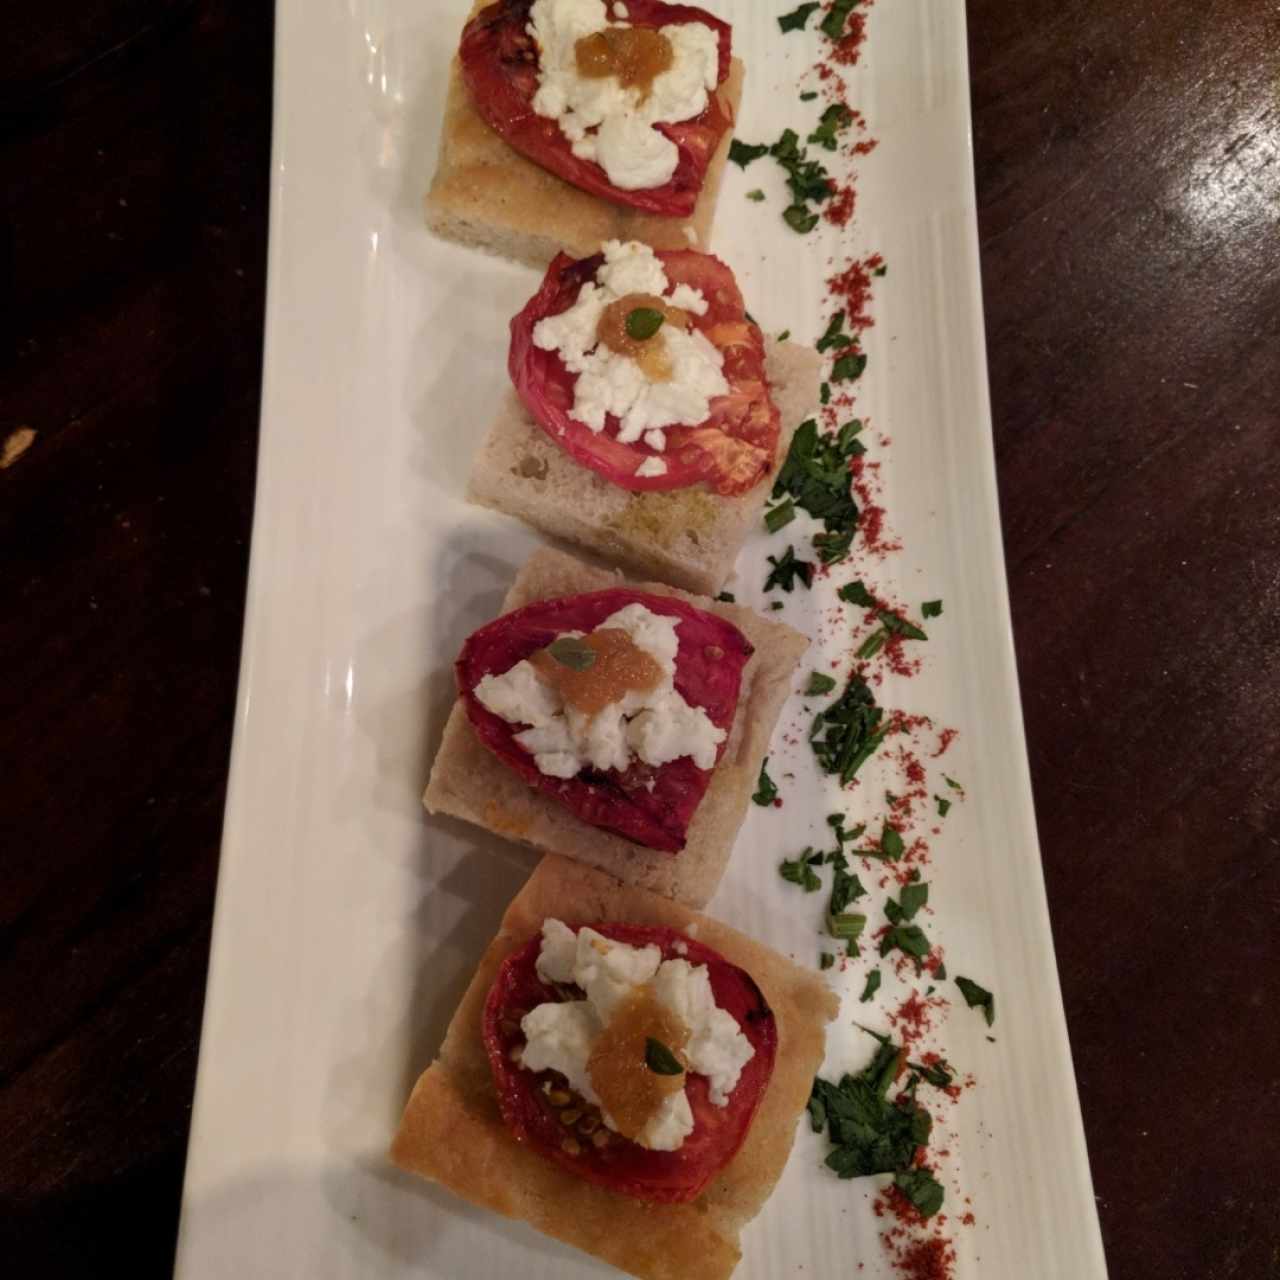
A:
509,250,782,495
459,0,734,215
458,588,752,852
484,923,778,1203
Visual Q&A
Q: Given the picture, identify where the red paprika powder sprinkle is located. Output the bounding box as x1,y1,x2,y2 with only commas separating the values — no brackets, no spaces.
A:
815,0,877,69
896,1237,956,1280
828,254,885,332
825,181,857,227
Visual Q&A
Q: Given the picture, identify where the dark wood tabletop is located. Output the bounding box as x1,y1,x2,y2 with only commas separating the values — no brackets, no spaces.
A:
3,1,1277,1275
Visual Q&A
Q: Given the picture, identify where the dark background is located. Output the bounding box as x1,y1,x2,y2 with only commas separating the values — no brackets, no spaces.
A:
2,1,1277,1275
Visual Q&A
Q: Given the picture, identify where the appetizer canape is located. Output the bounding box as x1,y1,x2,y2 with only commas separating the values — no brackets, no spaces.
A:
427,0,745,264
468,240,822,594
392,854,839,1280
424,546,807,907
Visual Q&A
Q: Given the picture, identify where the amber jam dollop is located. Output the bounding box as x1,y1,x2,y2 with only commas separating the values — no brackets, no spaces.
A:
574,26,674,97
529,627,664,716
594,293,692,382
586,983,689,1141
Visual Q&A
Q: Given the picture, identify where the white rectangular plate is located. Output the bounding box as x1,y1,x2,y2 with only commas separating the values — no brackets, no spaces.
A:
174,2,1108,1277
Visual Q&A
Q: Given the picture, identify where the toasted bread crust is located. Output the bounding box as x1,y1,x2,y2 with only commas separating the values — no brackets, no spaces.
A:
391,855,840,1280
425,12,746,267
468,339,823,595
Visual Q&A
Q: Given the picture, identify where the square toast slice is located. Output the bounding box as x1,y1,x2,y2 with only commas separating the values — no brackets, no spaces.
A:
391,853,840,1280
424,546,808,908
426,3,746,266
468,338,823,595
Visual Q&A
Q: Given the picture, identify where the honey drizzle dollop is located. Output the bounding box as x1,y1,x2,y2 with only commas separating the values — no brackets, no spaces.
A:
529,626,664,716
595,293,692,383
574,26,674,97
586,983,689,1141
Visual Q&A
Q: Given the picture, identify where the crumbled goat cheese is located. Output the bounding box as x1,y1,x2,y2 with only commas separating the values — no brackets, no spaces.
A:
529,0,720,190
474,601,725,779
518,921,756,1151
532,240,729,449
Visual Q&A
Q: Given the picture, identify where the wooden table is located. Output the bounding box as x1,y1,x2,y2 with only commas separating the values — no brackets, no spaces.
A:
3,1,1276,1274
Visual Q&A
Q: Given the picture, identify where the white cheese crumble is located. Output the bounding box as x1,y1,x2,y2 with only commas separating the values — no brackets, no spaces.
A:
532,239,729,450
528,0,720,190
635,456,667,478
474,601,725,779
519,920,756,1151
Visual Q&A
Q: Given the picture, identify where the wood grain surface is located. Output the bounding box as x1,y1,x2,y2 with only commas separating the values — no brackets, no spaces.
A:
1,1,1276,1276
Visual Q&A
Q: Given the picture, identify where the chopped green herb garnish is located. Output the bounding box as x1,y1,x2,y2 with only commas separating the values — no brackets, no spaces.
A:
809,1031,933,1180
909,1058,954,1089
746,187,766,202
816,311,848,353
764,499,797,533
770,128,833,202
853,601,929,659
547,635,596,671
955,977,996,1026
827,911,866,943
820,0,861,40
894,1169,945,1219
800,89,819,101
944,775,963,792
880,924,931,965
873,262,888,277
855,629,887,660
809,103,854,151
805,671,838,697
897,881,929,921
769,600,785,611
727,127,835,235
752,758,779,806
810,675,890,784
935,795,951,817
933,961,947,980
813,527,854,565
839,579,878,608
879,823,905,861
922,599,943,618
777,329,791,341
831,349,867,382
829,865,866,916
819,382,831,405
829,813,866,845
764,545,814,593
780,854,822,892
625,307,665,341
778,1,821,32
645,1038,685,1076
729,139,769,168
772,418,861,532
783,203,820,234
820,951,836,970
715,591,736,603
859,969,882,1002
879,610,928,641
